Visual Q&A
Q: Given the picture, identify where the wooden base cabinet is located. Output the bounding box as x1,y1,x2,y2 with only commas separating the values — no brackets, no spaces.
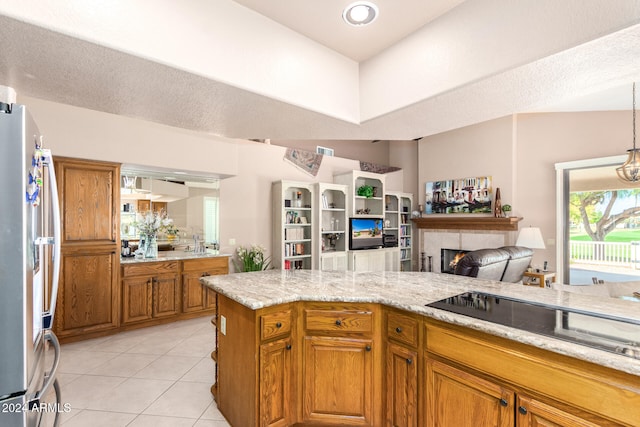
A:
182,257,228,313
121,261,180,324
424,320,638,427
301,303,381,426
384,309,421,427
260,337,293,427
303,336,375,425
214,295,294,427
426,359,513,427
56,247,120,337
210,298,640,427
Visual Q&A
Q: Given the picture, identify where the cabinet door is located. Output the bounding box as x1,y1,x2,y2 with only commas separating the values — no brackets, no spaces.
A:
260,338,292,427
516,395,603,427
153,273,180,318
304,336,374,425
137,200,151,212
386,343,418,427
56,249,119,335
426,359,514,427
182,271,208,312
122,276,153,324
352,251,386,272
56,159,119,243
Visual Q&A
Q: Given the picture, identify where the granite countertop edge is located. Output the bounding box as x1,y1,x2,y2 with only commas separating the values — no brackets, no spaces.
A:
121,251,231,264
200,270,640,377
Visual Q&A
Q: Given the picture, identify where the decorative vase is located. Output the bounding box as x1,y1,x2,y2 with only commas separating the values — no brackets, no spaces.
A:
144,234,158,258
494,187,503,218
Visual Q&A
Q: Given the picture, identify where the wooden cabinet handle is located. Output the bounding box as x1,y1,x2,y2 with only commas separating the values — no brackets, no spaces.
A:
395,327,403,333
201,272,211,277
499,398,508,407
276,322,282,328
518,406,527,415
335,319,342,326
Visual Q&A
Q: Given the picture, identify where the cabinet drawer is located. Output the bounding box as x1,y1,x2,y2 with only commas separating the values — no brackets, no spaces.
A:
261,310,292,341
387,311,419,347
305,309,373,334
122,261,179,277
182,257,229,274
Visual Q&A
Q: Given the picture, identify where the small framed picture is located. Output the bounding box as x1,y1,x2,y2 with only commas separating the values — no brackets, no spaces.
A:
300,217,308,224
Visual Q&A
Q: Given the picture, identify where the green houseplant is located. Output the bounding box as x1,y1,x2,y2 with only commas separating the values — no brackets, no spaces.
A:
233,244,272,272
357,185,374,198
502,204,512,217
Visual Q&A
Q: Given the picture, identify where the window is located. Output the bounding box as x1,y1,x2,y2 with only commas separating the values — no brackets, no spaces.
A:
204,196,219,245
316,145,334,156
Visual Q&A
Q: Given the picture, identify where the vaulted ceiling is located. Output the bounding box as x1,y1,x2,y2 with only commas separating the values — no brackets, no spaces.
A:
0,0,639,141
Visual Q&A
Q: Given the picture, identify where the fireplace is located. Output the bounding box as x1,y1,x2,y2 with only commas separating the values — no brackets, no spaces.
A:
441,248,470,274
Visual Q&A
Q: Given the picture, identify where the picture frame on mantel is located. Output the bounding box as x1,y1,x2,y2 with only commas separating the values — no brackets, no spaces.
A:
424,176,492,214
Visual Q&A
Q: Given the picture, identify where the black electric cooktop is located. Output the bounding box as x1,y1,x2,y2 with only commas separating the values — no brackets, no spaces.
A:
426,292,640,359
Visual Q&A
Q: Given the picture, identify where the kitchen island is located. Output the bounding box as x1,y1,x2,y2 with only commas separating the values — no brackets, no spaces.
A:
201,270,640,427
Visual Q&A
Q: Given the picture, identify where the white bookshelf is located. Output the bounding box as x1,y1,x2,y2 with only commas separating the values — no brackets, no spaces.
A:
314,183,348,271
272,181,314,270
386,191,413,271
334,170,385,218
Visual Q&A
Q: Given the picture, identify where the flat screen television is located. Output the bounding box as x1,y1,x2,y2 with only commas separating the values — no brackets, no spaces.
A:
349,217,384,250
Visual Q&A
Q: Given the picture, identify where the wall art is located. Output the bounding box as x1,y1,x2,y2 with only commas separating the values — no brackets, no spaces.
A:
424,176,492,214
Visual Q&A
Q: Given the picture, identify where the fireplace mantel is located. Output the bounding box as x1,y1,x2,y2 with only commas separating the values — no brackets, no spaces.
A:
411,216,522,231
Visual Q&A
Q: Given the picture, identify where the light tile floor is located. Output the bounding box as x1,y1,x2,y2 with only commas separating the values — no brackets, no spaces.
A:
49,316,230,427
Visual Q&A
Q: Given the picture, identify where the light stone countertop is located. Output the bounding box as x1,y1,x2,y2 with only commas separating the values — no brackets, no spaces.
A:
121,250,231,264
200,269,640,377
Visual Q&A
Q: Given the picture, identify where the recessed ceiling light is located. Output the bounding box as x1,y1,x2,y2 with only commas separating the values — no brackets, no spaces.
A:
342,1,378,27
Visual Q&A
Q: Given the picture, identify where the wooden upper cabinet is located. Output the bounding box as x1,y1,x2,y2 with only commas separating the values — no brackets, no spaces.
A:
55,157,120,244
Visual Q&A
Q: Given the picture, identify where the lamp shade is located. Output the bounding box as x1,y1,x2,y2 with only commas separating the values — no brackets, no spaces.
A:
516,227,545,249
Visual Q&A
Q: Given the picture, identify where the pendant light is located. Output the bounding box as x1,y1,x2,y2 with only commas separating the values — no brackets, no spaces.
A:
616,82,640,182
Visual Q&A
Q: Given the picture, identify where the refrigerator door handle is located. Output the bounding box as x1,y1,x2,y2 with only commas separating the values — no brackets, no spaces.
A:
40,148,61,330
29,330,61,410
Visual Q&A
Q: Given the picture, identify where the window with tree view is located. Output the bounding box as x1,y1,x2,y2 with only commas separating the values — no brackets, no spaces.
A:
569,164,640,285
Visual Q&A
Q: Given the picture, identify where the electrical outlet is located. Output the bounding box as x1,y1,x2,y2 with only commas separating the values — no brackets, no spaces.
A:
229,238,236,245
220,315,227,335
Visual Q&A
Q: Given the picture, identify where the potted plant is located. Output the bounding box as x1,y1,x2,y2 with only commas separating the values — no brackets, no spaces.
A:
357,185,374,198
233,244,272,272
502,204,512,217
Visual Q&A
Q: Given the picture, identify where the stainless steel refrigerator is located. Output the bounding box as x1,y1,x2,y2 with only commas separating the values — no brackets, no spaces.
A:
0,95,62,427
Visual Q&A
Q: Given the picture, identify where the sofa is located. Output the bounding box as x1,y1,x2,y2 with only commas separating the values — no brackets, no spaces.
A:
453,246,533,283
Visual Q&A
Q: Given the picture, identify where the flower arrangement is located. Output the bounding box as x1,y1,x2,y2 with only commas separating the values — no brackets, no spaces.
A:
134,210,173,237
233,244,271,272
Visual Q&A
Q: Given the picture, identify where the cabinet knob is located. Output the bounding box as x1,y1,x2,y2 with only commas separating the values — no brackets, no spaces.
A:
286,344,292,350
276,322,282,328
499,398,508,407
395,327,403,333
201,272,210,277
335,319,342,326
365,345,371,352
518,406,527,415
406,358,412,365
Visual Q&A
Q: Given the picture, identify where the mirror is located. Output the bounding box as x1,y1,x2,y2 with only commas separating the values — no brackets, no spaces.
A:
120,164,220,251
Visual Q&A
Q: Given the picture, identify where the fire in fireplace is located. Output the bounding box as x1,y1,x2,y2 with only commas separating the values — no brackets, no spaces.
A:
441,248,470,274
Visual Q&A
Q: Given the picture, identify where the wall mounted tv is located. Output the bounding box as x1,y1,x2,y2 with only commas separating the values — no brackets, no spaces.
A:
349,218,384,250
